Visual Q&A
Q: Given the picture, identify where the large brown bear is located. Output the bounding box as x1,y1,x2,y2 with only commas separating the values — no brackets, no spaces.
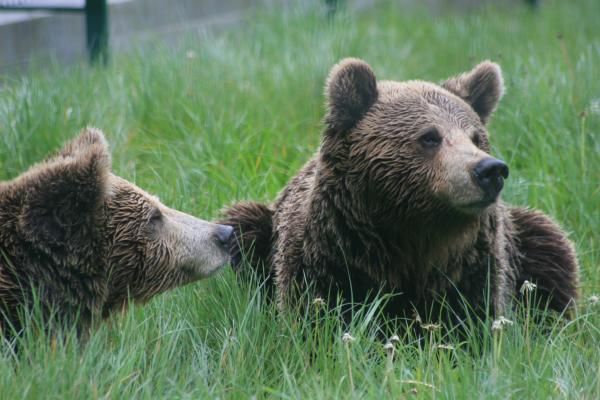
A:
223,58,579,324
0,128,233,338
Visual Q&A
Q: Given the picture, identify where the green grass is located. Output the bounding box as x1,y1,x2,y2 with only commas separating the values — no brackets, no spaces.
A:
1,0,599,398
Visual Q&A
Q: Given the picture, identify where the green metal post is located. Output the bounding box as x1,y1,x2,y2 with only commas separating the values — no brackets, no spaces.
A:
325,0,338,18
85,0,108,65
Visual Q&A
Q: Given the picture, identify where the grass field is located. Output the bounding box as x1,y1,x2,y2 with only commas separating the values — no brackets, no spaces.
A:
0,0,599,398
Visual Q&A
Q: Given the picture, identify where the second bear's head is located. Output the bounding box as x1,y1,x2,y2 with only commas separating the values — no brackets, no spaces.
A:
15,129,232,315
321,58,509,221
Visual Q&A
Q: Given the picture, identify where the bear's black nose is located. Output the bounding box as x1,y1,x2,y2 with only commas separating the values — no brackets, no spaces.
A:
473,157,509,199
215,224,234,248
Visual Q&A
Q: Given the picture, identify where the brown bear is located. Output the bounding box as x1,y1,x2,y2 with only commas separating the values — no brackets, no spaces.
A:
223,58,579,325
0,128,233,338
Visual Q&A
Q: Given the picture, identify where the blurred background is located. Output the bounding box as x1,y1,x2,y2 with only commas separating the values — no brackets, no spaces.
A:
1,0,537,75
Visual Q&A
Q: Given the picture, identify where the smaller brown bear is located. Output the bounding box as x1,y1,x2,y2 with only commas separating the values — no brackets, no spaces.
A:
223,58,579,326
0,128,233,338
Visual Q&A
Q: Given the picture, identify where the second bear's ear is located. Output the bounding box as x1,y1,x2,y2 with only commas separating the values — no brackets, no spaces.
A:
325,58,378,132
55,127,109,159
20,128,111,250
441,61,504,124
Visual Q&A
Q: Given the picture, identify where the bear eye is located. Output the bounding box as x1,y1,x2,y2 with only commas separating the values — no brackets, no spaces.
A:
472,131,483,148
419,128,442,148
149,208,163,224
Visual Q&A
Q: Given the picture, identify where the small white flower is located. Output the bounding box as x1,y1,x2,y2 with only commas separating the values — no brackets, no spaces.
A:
383,342,394,355
491,316,514,332
312,297,326,307
389,335,400,344
342,332,355,344
519,280,537,295
421,323,441,332
589,295,600,305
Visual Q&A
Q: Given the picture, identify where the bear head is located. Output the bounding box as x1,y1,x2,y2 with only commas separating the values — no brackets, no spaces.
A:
7,128,232,317
322,58,508,224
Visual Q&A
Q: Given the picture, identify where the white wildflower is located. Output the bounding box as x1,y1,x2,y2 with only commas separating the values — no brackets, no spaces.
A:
312,297,326,307
421,323,441,332
383,341,394,356
491,316,514,332
519,280,537,295
389,335,400,344
342,332,355,344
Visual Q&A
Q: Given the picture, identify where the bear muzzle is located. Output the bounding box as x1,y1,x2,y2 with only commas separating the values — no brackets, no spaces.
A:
162,209,234,280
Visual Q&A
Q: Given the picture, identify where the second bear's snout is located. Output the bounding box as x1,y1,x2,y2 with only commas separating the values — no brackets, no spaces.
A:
473,157,509,199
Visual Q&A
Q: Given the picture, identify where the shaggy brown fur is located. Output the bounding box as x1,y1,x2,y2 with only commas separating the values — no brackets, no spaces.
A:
224,201,274,286
0,129,232,338
223,59,579,324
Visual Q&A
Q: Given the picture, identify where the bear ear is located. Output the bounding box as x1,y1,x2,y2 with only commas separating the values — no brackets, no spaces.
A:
441,61,504,124
55,127,109,159
325,58,378,132
20,128,111,249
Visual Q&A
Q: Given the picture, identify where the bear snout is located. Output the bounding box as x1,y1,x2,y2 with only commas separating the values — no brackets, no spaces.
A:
473,157,509,200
